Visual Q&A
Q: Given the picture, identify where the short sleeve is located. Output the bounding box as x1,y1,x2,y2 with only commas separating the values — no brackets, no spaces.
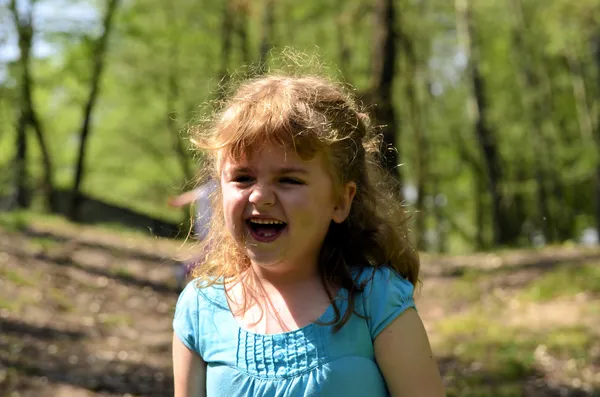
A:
359,266,416,340
173,280,202,354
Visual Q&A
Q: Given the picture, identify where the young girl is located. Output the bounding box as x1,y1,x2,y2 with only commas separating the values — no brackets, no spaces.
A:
172,72,445,397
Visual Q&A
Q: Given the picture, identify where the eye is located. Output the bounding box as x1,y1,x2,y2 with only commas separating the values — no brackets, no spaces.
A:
232,175,254,184
280,177,304,185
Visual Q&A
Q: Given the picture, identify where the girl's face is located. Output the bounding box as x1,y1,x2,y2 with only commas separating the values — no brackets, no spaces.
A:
220,143,355,274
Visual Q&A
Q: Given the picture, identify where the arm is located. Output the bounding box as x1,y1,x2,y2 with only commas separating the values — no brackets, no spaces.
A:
374,308,445,397
173,332,206,397
168,189,201,208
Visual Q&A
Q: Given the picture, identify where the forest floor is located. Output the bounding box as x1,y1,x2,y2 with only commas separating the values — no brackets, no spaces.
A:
0,213,599,397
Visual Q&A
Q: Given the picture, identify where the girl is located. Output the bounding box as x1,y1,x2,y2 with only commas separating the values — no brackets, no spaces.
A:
172,73,445,397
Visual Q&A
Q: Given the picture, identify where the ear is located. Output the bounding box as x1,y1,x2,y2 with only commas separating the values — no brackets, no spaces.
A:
332,182,357,224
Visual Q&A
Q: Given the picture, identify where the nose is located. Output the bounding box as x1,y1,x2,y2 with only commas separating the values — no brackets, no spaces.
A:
248,183,276,207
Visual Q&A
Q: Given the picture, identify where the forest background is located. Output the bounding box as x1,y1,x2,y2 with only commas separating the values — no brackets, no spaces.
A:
2,0,599,253
2,1,600,396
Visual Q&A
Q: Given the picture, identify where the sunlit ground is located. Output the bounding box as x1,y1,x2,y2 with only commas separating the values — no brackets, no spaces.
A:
0,212,598,397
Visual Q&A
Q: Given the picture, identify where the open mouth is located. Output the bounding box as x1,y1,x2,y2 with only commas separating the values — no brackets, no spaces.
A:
246,218,288,242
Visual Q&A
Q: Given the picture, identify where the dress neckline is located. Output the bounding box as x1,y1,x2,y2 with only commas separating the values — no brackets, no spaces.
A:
215,283,346,337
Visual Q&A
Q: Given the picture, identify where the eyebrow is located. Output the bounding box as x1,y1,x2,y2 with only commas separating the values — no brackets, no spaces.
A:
228,166,309,174
277,167,309,175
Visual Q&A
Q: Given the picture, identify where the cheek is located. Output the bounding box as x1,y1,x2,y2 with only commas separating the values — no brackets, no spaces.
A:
221,188,245,223
290,193,335,223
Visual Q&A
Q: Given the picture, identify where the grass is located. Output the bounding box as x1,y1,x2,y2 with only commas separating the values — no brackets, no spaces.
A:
0,209,166,243
28,236,59,251
47,288,75,312
0,298,21,312
110,266,133,278
544,326,595,362
434,300,599,396
0,268,35,287
99,313,134,328
0,211,29,232
446,383,524,397
520,262,600,302
436,311,538,380
0,294,38,313
446,270,491,303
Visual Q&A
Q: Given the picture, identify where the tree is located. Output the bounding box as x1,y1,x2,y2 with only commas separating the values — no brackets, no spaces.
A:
455,0,513,246
258,0,275,74
9,0,56,211
508,0,556,242
69,0,120,220
398,3,428,248
369,0,400,179
165,1,193,184
593,33,600,244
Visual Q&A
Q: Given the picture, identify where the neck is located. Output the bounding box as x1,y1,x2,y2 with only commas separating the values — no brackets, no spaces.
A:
248,260,320,289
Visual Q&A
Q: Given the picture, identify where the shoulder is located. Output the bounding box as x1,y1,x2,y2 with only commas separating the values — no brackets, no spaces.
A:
173,278,227,354
351,266,416,339
176,278,226,311
353,266,415,297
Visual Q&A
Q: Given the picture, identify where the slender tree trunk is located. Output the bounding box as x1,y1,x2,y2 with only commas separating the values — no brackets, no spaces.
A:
456,0,510,246
69,0,120,221
509,0,556,243
336,12,352,79
565,50,595,142
454,128,486,249
258,0,274,74
431,176,448,253
593,34,600,243
370,0,400,179
9,0,56,211
219,0,234,85
400,24,428,248
165,2,192,184
14,109,29,208
541,57,575,240
235,2,250,67
474,172,486,250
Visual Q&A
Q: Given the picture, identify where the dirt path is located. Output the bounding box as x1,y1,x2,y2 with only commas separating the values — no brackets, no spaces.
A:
1,222,599,396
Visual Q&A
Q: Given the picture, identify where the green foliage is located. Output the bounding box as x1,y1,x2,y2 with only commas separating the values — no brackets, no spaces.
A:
437,306,598,395
520,262,600,301
1,0,599,252
0,211,29,232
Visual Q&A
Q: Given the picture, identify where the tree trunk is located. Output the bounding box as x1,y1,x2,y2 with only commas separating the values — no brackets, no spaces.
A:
9,0,56,211
399,23,428,248
336,13,352,79
454,127,486,249
593,34,600,244
258,0,274,75
14,110,29,208
370,0,400,179
431,177,448,253
456,0,511,246
69,0,120,221
474,171,487,250
509,0,557,243
235,2,251,67
165,2,192,184
219,0,235,90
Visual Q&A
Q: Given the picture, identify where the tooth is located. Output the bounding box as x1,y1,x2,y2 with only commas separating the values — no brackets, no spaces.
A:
249,219,284,224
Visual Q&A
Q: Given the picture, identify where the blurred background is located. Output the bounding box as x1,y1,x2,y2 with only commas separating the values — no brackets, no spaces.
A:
0,0,599,396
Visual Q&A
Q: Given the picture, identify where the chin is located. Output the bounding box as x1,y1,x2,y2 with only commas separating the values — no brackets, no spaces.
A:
246,251,286,269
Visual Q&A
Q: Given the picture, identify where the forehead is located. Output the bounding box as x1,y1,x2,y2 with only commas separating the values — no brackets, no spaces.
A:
220,142,323,172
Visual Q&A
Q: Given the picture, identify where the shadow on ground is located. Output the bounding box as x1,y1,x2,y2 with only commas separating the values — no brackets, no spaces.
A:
438,356,597,397
0,317,173,397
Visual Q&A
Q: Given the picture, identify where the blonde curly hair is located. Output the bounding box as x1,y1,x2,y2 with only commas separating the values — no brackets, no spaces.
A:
188,72,419,331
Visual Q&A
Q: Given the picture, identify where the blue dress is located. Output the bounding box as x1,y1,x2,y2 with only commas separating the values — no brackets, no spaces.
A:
173,266,416,397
